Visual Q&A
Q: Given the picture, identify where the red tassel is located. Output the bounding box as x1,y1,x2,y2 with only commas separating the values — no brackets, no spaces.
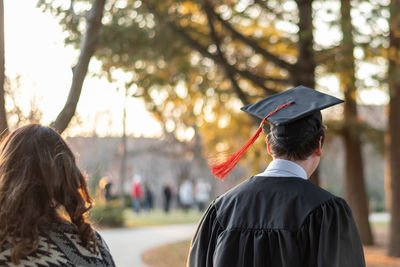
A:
209,102,294,180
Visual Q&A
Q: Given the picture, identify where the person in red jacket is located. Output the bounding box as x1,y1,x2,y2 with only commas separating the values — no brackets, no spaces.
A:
131,175,143,213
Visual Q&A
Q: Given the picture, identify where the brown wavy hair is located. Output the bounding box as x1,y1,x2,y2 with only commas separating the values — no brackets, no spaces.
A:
0,124,97,264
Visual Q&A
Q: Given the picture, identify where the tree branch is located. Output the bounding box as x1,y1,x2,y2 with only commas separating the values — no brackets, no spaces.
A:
51,0,106,133
253,0,272,11
314,45,341,65
0,0,8,135
179,23,279,94
144,2,279,95
209,4,295,72
203,0,250,106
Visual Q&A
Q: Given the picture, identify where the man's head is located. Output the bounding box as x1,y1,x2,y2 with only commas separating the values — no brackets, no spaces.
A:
239,85,343,178
240,85,342,161
262,111,325,161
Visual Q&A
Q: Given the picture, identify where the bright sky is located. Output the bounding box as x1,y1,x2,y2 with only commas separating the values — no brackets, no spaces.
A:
4,1,162,137
3,1,388,137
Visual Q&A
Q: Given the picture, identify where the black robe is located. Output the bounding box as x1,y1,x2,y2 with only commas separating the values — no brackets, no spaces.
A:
187,176,365,267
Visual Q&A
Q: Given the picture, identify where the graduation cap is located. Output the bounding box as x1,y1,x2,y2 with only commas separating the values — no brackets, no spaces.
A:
209,85,343,180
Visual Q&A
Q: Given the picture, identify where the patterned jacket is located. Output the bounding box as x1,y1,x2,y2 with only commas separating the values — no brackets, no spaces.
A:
0,223,115,267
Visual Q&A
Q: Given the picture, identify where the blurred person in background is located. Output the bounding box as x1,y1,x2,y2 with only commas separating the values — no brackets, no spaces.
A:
104,181,113,202
99,176,113,202
143,182,154,212
195,179,211,211
0,124,115,266
163,182,173,213
179,178,194,212
131,174,143,214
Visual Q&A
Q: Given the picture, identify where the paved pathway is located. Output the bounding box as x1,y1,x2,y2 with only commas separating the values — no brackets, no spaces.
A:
99,224,197,267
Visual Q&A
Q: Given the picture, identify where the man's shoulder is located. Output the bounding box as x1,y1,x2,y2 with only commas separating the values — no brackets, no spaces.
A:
213,176,340,230
216,176,336,206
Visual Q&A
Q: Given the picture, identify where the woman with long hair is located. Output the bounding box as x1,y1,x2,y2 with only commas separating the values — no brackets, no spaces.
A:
0,124,115,266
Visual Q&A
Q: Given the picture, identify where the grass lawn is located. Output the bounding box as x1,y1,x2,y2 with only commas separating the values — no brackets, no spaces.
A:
142,240,190,267
123,209,203,228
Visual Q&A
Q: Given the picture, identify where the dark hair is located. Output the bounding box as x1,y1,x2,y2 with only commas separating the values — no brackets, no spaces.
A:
264,124,325,161
0,124,97,264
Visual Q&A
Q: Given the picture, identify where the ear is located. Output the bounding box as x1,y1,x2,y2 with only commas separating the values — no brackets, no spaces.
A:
314,136,323,157
266,137,272,155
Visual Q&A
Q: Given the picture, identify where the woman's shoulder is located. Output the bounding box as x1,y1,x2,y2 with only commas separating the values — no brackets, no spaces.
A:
0,222,115,267
47,222,116,267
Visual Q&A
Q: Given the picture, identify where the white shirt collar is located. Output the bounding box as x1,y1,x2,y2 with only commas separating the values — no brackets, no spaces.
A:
256,159,308,180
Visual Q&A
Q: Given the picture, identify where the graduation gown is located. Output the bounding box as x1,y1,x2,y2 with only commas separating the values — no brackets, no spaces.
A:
187,176,365,267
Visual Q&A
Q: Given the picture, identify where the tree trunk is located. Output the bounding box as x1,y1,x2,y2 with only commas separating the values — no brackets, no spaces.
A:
388,0,400,256
0,0,8,135
384,131,391,212
339,0,373,245
293,0,316,89
51,0,106,133
294,0,319,185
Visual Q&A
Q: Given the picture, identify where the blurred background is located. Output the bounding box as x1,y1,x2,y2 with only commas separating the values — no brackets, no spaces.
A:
1,0,400,266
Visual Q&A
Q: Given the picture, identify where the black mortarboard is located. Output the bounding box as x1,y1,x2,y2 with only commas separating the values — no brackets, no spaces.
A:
240,85,343,126
240,85,343,144
209,85,343,180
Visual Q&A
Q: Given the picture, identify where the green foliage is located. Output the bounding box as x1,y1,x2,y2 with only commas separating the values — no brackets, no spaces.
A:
123,209,203,227
37,0,293,145
89,202,125,227
123,193,133,208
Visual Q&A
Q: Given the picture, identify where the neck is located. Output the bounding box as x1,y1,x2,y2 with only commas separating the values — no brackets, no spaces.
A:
273,156,319,179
